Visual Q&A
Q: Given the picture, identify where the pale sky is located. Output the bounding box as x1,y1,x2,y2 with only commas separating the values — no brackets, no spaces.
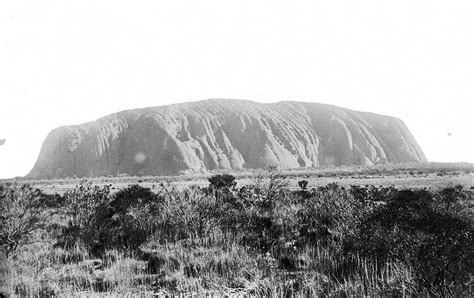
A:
0,0,473,179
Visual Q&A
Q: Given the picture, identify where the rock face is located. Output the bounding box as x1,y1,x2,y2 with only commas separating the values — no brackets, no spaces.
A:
28,99,426,178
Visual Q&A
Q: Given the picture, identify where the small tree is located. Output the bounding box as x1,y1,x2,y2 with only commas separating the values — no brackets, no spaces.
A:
0,184,47,257
208,174,236,189
298,180,308,190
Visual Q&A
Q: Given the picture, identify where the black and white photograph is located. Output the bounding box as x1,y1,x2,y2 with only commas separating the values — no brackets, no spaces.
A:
1,0,473,296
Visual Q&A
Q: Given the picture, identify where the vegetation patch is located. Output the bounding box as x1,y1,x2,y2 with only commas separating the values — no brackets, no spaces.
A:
1,174,473,296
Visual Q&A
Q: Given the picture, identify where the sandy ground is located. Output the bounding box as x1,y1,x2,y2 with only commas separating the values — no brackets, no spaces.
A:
23,172,474,195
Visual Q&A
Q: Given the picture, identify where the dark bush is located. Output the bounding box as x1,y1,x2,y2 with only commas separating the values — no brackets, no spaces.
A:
348,188,474,296
147,254,166,274
57,182,164,255
103,184,161,251
298,180,308,190
110,184,159,213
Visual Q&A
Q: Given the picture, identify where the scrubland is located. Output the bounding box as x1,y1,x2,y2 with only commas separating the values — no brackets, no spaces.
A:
1,170,473,296
18,162,474,195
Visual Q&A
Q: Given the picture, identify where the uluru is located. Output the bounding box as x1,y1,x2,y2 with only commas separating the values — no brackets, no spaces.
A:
28,99,427,178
